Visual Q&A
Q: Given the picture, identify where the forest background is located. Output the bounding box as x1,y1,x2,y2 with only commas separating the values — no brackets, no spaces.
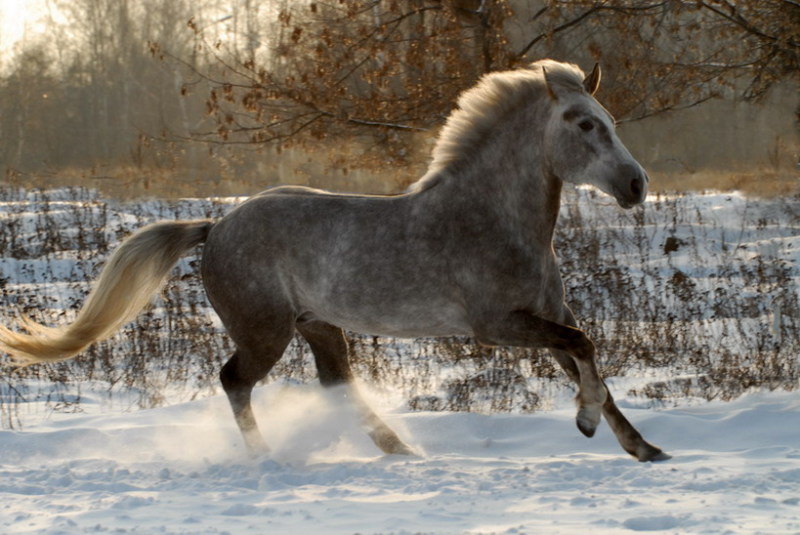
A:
0,0,797,198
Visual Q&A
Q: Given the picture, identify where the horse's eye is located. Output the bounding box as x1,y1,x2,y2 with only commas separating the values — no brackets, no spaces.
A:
578,120,594,132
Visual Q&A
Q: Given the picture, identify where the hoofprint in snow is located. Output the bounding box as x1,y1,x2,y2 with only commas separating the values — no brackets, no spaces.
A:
2,384,800,534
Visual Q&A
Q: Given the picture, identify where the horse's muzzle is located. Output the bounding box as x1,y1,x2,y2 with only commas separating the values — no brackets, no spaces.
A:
615,163,649,209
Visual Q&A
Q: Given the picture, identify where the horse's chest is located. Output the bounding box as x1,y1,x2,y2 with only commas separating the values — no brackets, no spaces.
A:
466,242,555,282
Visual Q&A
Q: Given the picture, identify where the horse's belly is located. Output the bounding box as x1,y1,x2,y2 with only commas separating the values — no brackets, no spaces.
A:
339,320,471,338
309,300,472,338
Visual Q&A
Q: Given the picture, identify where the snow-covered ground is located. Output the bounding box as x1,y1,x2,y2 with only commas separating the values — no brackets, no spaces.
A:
1,186,800,533
3,383,800,534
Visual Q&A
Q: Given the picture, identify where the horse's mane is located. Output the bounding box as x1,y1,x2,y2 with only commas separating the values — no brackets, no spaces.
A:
411,59,586,191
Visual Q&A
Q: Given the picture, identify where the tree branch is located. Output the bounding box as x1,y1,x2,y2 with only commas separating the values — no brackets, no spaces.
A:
697,1,799,50
618,94,717,124
517,5,603,59
517,1,670,59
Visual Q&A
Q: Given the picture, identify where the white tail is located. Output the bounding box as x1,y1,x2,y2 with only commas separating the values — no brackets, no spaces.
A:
0,220,212,365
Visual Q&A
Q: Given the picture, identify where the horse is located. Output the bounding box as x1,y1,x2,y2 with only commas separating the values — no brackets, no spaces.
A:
0,59,668,462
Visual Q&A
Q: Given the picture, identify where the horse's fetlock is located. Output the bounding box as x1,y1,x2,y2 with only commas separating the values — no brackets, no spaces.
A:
243,429,270,457
597,385,608,405
576,384,606,409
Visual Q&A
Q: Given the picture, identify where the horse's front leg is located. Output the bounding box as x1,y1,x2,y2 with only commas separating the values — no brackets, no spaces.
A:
551,348,670,461
472,310,607,437
551,306,670,462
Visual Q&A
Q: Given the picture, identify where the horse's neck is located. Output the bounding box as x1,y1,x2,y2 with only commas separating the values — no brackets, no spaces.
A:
423,143,562,247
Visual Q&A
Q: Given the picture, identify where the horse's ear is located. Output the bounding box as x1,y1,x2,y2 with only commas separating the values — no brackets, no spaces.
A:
583,63,601,95
542,67,558,100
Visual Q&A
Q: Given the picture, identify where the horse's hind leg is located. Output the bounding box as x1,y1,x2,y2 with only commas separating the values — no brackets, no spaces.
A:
297,319,413,455
220,325,294,455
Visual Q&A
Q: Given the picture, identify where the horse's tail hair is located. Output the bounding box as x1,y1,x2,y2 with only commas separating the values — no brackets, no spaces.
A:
0,220,213,365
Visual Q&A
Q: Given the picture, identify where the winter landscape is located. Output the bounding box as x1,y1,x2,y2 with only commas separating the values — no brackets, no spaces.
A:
1,186,799,534
1,0,798,533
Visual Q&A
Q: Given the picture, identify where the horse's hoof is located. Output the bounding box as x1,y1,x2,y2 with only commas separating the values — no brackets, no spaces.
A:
387,442,416,456
370,430,414,456
576,419,595,438
636,442,671,462
246,444,270,459
244,434,271,458
576,406,600,438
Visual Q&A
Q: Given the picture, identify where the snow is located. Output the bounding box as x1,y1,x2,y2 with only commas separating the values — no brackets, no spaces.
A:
3,384,800,534
1,186,800,533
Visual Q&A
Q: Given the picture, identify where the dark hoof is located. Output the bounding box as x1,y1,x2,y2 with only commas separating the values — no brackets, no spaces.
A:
576,418,596,438
636,443,671,462
576,406,600,438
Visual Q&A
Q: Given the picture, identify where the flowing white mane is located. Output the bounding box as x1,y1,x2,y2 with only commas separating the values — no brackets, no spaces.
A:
416,59,586,186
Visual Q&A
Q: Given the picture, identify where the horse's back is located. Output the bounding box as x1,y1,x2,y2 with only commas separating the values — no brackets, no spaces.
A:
201,186,471,338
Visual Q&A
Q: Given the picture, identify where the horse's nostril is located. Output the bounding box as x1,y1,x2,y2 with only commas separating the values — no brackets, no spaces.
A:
630,178,642,197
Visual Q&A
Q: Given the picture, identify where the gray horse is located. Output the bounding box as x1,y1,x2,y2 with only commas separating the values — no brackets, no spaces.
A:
0,59,668,462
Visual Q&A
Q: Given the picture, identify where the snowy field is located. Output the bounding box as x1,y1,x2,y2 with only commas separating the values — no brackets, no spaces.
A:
3,385,800,534
1,186,800,533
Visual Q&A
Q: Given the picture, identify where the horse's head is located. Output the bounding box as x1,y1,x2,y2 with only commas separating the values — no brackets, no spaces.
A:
541,63,649,209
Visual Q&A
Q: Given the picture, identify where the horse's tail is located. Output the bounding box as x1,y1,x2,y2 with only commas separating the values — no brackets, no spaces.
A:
0,220,213,365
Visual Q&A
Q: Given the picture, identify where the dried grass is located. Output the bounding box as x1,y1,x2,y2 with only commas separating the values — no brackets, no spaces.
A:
6,161,798,200
1,177,799,423
651,169,800,198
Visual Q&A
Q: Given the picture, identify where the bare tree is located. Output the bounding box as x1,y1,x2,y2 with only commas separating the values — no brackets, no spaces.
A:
529,1,800,121
0,45,61,169
1,0,796,178
178,0,514,166
187,0,797,164
0,0,209,173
